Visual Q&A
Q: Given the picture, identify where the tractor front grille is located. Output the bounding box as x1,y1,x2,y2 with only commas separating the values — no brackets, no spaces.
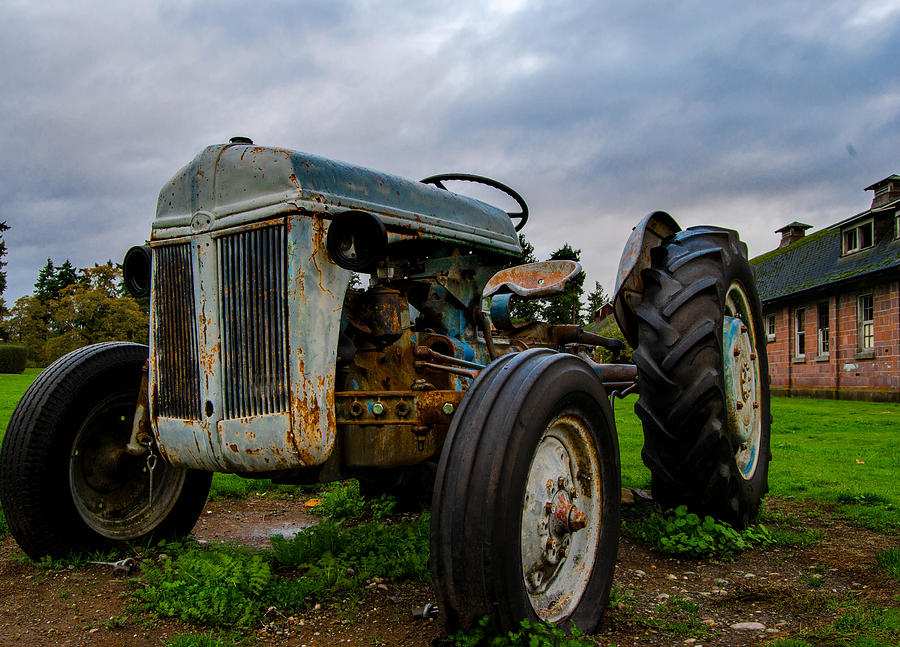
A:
154,243,202,420
217,224,289,419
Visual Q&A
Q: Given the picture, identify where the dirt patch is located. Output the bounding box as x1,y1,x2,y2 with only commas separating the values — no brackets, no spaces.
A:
0,496,896,646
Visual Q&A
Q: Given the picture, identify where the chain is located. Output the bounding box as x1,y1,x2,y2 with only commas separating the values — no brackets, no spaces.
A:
145,442,158,508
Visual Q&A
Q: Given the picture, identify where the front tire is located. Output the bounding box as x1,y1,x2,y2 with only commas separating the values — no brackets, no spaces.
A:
0,342,212,558
632,226,771,528
431,349,620,633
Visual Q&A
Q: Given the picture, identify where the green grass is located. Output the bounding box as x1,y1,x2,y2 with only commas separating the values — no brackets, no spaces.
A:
0,368,39,442
876,547,900,582
614,394,900,531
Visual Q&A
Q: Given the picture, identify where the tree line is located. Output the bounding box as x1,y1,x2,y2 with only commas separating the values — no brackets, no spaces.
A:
0,225,623,368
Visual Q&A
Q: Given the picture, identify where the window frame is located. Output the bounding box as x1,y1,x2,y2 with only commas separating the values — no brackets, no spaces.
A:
841,218,875,255
816,302,829,358
857,294,874,353
766,314,776,342
794,307,806,360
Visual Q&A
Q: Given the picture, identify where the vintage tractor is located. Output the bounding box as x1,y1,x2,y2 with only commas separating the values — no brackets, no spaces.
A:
0,138,770,633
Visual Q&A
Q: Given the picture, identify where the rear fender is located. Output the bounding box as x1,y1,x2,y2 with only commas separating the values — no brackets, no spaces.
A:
612,211,680,346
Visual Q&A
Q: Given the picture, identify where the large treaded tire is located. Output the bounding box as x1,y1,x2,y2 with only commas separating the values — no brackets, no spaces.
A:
431,349,620,633
633,226,771,528
0,342,212,558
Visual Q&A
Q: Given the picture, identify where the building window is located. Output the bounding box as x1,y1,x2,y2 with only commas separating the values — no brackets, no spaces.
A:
842,219,874,255
766,314,776,341
794,308,806,358
858,294,874,351
817,302,829,356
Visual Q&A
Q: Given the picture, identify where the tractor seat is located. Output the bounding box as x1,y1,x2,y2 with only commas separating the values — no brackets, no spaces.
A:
483,260,583,300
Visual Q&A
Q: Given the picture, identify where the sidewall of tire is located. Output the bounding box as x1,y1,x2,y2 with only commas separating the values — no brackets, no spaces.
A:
0,342,211,558
432,349,621,633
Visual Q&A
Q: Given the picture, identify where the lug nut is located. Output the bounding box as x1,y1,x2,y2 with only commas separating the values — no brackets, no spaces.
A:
442,402,454,415
372,402,385,416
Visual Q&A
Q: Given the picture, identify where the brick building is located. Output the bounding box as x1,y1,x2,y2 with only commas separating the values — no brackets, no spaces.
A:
751,175,900,402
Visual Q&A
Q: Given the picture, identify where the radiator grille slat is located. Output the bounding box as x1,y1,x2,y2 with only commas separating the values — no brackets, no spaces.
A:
218,225,289,419
155,243,201,419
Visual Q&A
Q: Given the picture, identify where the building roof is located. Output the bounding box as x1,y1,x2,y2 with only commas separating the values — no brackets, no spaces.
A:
751,221,900,303
864,174,900,191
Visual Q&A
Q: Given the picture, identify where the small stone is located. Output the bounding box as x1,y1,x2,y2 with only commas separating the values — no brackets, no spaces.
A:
701,618,716,626
667,574,678,580
744,573,756,579
766,628,780,633
684,640,696,645
634,570,647,578
656,593,670,601
89,628,99,634
714,578,728,586
731,622,766,631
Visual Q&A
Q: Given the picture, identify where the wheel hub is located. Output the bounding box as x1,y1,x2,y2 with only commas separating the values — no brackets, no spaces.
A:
722,282,762,480
520,415,602,623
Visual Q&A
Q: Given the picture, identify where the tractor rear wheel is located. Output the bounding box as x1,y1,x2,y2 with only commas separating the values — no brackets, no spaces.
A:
431,349,620,633
0,342,212,558
632,226,770,528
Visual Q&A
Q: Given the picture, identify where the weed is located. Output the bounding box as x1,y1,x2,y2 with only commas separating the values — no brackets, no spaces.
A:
807,574,823,587
607,585,634,610
369,494,398,521
133,545,272,628
770,640,811,647
876,547,900,582
622,505,772,558
270,514,430,582
315,480,367,522
450,615,598,646
104,615,128,629
57,588,73,599
0,502,7,538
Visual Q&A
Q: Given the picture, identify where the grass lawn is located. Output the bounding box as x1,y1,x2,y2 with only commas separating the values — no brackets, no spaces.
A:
0,371,896,529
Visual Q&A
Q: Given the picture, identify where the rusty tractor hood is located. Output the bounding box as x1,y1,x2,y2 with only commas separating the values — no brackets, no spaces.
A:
153,142,521,256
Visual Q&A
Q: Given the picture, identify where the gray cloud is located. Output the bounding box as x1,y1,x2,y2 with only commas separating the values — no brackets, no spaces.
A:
1,0,898,304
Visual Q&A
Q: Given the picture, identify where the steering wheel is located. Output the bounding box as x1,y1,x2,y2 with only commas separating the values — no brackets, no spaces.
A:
420,173,529,231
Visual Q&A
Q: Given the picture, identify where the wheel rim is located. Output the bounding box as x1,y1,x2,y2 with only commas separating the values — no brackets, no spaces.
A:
70,392,187,539
722,281,762,480
520,412,602,623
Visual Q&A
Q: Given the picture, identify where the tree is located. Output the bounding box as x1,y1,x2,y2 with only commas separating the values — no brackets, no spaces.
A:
584,280,609,323
0,221,9,303
34,259,79,304
9,262,148,366
541,243,584,324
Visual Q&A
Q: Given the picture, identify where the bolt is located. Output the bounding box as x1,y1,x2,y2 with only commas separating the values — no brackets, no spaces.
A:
733,348,741,357
557,476,567,490
741,325,748,333
752,401,760,409
750,353,757,360
372,402,385,416
736,401,744,410
442,402,455,416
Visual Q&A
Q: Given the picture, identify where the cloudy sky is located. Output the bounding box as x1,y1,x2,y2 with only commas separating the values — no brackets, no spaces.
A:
1,0,898,305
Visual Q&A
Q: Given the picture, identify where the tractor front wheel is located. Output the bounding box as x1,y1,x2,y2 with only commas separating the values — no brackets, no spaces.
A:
431,349,620,633
0,342,211,558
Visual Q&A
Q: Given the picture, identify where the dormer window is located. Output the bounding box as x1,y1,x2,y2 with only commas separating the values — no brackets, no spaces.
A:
842,218,874,255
